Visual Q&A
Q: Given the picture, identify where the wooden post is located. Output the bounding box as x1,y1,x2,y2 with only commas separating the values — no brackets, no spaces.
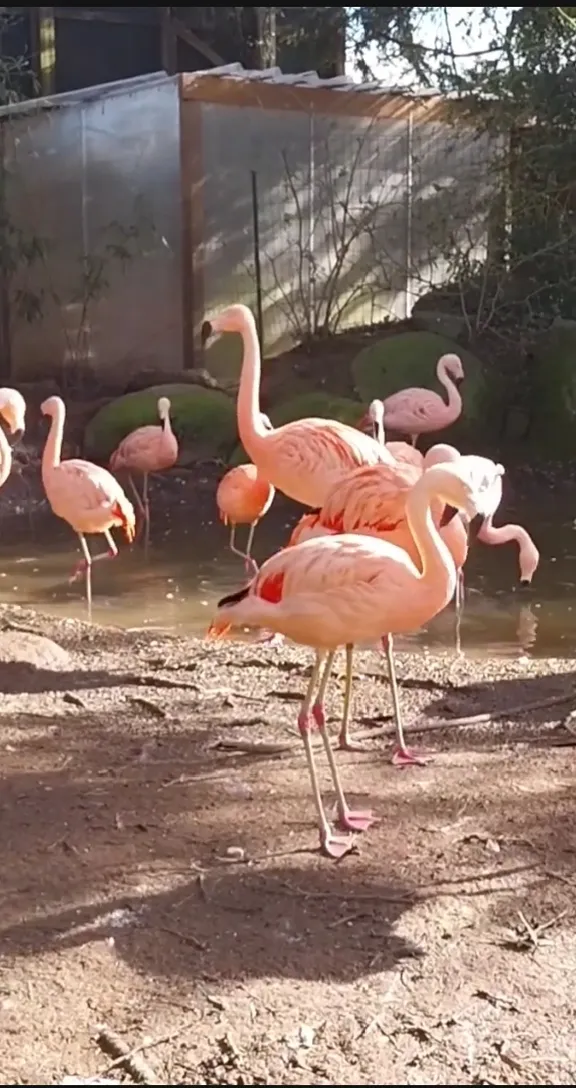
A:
159,7,177,76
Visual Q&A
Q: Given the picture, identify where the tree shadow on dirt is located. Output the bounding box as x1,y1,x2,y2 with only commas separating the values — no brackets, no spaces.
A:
0,661,197,696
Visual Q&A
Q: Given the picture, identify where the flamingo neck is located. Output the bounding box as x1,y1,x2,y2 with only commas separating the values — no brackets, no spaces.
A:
477,516,538,575
162,411,174,440
437,359,462,415
404,473,457,602
42,402,64,475
237,311,268,454
0,427,12,488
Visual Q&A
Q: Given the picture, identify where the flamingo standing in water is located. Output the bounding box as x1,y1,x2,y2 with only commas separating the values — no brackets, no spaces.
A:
208,458,504,859
201,305,395,509
363,353,465,447
477,513,540,584
216,464,275,576
41,396,136,616
109,396,178,551
216,413,275,575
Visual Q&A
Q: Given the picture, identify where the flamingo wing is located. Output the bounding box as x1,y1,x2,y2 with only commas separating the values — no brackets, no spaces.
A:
110,425,165,472
47,459,131,525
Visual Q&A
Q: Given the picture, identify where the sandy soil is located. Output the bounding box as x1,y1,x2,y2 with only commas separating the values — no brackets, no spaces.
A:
0,604,575,1085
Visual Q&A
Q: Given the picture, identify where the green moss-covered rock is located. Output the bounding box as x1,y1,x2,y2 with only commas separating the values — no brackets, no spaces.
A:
529,325,576,455
227,392,362,466
84,384,238,464
351,331,488,441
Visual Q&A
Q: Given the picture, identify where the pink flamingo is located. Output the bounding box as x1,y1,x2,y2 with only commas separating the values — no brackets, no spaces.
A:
109,396,178,551
216,464,275,576
41,396,136,616
362,353,465,447
202,305,394,509
0,389,26,479
365,398,424,469
208,458,504,859
477,513,540,585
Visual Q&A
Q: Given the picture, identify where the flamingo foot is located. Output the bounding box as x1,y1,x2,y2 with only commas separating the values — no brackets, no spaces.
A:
337,735,370,752
68,559,86,584
320,829,358,859
335,807,374,833
391,744,430,768
253,630,284,647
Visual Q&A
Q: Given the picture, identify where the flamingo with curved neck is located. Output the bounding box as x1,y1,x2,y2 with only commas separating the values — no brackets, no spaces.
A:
208,458,503,858
367,353,465,448
477,515,540,584
41,396,136,617
0,388,26,488
202,305,394,509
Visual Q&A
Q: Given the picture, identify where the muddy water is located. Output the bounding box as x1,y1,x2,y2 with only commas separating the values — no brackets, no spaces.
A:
1,491,575,659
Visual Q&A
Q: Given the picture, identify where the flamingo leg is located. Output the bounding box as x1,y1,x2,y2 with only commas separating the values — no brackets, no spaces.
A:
337,643,369,752
142,472,150,553
68,532,93,618
384,634,430,768
313,652,374,835
229,523,259,579
410,434,418,447
298,652,357,859
454,568,465,656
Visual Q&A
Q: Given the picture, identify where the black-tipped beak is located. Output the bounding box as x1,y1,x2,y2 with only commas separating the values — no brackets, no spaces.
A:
10,427,24,446
440,504,458,527
201,320,213,346
519,578,531,589
454,375,464,387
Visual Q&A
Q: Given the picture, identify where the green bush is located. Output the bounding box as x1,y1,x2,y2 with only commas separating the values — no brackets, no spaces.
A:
84,384,238,464
529,324,576,455
351,331,488,441
227,392,363,466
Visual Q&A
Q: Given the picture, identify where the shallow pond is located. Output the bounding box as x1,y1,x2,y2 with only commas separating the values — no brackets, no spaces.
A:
1,483,575,660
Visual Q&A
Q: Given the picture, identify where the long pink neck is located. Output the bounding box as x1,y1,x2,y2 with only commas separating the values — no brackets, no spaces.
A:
478,516,528,549
237,311,269,455
0,427,12,488
42,402,64,476
437,359,462,417
404,472,457,603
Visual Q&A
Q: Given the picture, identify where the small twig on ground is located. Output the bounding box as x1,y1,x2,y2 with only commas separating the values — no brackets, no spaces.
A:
63,692,87,709
95,1024,164,1085
157,923,207,951
103,1023,194,1077
506,908,568,952
210,739,293,756
354,689,576,742
136,674,200,692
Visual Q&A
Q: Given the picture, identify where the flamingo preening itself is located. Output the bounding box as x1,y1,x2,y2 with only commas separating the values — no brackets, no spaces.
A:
41,396,136,617
202,305,395,510
109,395,178,551
208,457,505,859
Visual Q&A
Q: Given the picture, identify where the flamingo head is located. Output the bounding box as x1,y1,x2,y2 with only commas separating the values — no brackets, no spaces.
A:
440,353,464,385
260,412,273,431
201,304,253,347
0,388,26,442
429,458,505,528
518,536,540,587
157,396,171,422
41,395,65,420
358,398,385,441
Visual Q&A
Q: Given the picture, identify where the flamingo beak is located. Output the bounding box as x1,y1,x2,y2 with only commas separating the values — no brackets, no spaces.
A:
201,319,214,347
440,504,458,527
206,619,232,639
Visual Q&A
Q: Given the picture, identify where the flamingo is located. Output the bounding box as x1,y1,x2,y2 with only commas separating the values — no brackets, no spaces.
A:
0,388,27,479
109,396,178,551
363,353,465,447
201,305,394,509
216,412,275,576
41,396,136,616
216,464,275,576
477,513,540,584
365,398,424,469
287,446,470,759
208,458,504,859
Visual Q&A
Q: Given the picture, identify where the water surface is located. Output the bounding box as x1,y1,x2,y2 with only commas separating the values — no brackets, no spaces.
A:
3,489,576,660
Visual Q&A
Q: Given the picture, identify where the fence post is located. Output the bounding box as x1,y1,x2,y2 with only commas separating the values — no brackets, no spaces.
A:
405,110,414,320
307,110,316,338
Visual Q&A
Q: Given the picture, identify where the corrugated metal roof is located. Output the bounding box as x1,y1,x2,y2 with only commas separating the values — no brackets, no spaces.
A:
192,62,445,99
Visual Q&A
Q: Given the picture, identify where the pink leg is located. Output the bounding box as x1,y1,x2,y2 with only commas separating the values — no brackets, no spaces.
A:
382,635,431,768
313,702,374,833
68,529,118,584
299,653,358,859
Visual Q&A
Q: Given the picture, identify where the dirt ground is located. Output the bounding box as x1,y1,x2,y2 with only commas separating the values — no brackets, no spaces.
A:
0,604,575,1085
